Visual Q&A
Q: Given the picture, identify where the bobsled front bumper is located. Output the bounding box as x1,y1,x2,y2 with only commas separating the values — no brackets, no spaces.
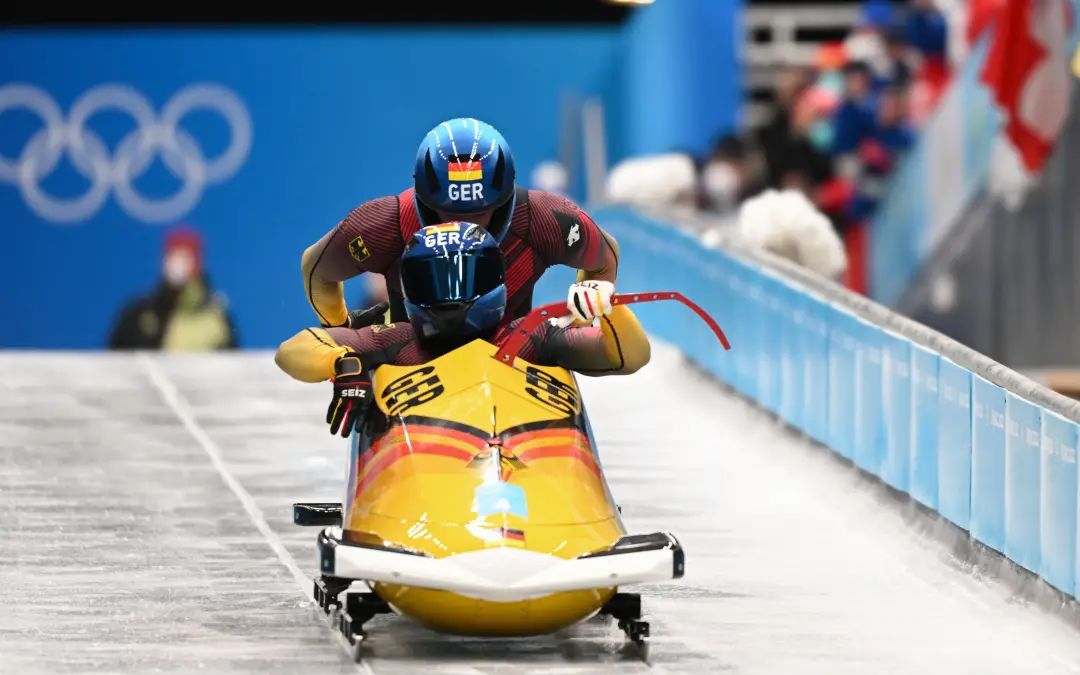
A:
317,528,684,603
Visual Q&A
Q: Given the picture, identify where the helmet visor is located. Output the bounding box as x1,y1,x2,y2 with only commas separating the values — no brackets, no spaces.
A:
401,247,505,307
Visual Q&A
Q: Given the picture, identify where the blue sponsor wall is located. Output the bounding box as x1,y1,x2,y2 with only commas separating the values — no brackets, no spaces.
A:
591,206,1080,600
0,29,621,348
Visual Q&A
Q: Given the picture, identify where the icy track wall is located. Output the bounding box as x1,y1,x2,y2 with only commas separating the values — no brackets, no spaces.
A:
593,206,1080,600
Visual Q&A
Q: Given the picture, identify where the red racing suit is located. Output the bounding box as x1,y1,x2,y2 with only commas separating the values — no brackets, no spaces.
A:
301,187,619,327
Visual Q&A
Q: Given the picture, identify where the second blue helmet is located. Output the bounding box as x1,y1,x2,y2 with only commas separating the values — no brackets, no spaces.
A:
413,118,517,241
400,222,507,340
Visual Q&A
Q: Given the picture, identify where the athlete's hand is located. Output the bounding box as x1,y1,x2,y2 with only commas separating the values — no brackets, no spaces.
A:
327,353,372,438
346,302,390,329
558,280,614,327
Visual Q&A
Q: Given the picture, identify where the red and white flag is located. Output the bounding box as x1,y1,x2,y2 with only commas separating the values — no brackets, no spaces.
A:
980,0,1073,209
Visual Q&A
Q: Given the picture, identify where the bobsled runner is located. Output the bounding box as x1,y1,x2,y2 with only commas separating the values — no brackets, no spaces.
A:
293,292,729,655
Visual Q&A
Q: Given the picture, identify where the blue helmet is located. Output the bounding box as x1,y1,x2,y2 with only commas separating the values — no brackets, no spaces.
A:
413,118,517,242
400,222,507,340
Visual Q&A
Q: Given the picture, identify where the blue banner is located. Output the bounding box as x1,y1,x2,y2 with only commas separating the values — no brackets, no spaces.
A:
780,283,805,431
803,293,831,445
937,358,972,529
970,375,1005,550
880,331,911,492
730,258,759,398
756,276,782,414
1005,393,1042,573
855,318,884,476
828,309,859,461
909,345,940,509
1040,411,1078,594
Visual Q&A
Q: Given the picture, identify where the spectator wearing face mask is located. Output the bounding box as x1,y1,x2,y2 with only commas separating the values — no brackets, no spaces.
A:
700,135,764,214
108,226,238,350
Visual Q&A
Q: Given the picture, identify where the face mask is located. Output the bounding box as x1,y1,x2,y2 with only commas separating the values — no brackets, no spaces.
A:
164,249,196,287
702,162,741,208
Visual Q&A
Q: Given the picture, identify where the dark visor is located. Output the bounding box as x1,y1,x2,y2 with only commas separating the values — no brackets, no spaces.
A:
401,247,505,306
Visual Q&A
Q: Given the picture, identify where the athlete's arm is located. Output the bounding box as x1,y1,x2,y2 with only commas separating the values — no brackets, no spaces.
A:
540,305,650,375
275,322,414,383
530,191,620,283
302,196,403,327
577,227,620,284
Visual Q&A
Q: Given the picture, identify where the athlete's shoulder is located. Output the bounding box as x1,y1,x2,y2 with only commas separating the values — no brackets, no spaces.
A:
344,194,400,223
527,189,589,216
332,193,410,266
523,190,596,259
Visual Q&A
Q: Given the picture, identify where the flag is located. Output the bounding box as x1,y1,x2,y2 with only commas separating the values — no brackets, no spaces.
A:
448,160,482,181
980,0,1073,209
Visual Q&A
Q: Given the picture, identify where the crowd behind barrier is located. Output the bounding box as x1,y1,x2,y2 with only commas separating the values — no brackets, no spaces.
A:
591,205,1080,600
606,0,963,296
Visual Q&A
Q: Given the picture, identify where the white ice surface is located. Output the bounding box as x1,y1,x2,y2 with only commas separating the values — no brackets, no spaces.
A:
3,342,1080,673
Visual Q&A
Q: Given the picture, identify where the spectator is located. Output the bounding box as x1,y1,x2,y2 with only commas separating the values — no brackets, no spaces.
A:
752,65,837,199
701,135,763,214
109,227,238,351
844,0,896,82
906,0,949,60
874,86,915,156
832,61,878,155
782,90,837,193
906,0,952,122
757,65,814,187
884,26,915,88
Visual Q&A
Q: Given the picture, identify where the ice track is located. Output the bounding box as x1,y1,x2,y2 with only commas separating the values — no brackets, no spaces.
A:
4,342,1080,674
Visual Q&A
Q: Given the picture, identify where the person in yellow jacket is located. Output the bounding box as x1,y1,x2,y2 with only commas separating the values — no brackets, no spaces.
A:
109,227,237,351
276,223,648,437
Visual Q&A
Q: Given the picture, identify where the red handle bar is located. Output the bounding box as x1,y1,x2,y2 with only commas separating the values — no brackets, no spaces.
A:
493,291,731,364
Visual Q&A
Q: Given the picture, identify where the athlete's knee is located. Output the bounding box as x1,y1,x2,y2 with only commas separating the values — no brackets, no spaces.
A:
274,331,306,379
275,329,338,383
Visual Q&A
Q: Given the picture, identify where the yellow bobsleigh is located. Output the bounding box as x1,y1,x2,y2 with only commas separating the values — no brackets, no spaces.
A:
293,293,728,654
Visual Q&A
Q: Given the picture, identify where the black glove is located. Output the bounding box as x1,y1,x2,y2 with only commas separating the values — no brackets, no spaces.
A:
327,353,373,437
347,302,390,329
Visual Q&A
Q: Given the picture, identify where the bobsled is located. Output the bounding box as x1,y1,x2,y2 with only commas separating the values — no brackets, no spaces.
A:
294,292,729,653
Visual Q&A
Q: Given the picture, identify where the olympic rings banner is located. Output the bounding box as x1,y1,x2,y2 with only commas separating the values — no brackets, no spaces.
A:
0,30,624,348
0,83,252,224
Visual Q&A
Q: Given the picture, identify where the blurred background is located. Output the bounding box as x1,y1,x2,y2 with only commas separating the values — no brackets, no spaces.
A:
2,0,1078,380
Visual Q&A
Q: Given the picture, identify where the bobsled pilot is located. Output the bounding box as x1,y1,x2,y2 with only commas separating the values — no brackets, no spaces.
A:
277,223,650,436
302,117,620,331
